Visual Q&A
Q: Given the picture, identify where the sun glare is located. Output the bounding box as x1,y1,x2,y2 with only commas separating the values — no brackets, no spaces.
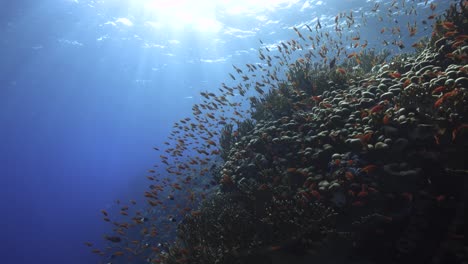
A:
136,0,299,33
140,0,221,33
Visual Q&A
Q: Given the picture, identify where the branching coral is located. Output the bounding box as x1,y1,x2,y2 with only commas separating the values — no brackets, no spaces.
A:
219,123,235,161
161,193,338,264
250,86,294,122
219,120,256,161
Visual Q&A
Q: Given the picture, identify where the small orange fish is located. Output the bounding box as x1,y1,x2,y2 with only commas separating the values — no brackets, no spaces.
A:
452,40,465,49
357,191,368,198
445,52,456,59
361,110,369,118
321,102,333,108
402,78,411,88
347,52,357,58
352,201,364,206
452,124,468,141
206,140,217,146
432,86,446,94
444,31,459,38
124,247,135,253
311,95,322,102
370,104,384,113
84,242,93,247
345,171,354,181
220,175,233,185
455,34,468,41
382,114,390,125
310,190,321,199
361,164,377,174
172,183,182,190
411,42,424,48
389,71,401,78
336,67,346,74
148,200,159,207
191,210,202,217
269,245,283,251
355,132,373,144
441,21,455,30
434,89,459,108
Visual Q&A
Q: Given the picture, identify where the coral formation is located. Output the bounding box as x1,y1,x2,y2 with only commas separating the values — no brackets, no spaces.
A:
91,2,468,264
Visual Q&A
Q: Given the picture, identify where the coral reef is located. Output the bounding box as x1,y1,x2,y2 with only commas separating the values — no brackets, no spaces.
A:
92,2,468,263
165,3,468,262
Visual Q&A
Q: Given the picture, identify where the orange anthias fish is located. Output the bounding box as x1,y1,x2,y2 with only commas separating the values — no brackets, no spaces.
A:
310,190,321,200
355,132,373,144
361,164,378,174
345,171,354,181
402,78,411,88
347,52,357,58
432,86,446,94
444,30,459,38
441,21,456,30
434,88,459,108
389,71,401,78
83,242,93,247
336,67,346,74
452,124,468,141
357,190,368,198
311,95,322,102
370,104,385,113
382,114,390,125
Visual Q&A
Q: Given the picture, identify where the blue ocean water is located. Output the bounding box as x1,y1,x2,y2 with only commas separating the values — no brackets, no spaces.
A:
0,0,454,263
